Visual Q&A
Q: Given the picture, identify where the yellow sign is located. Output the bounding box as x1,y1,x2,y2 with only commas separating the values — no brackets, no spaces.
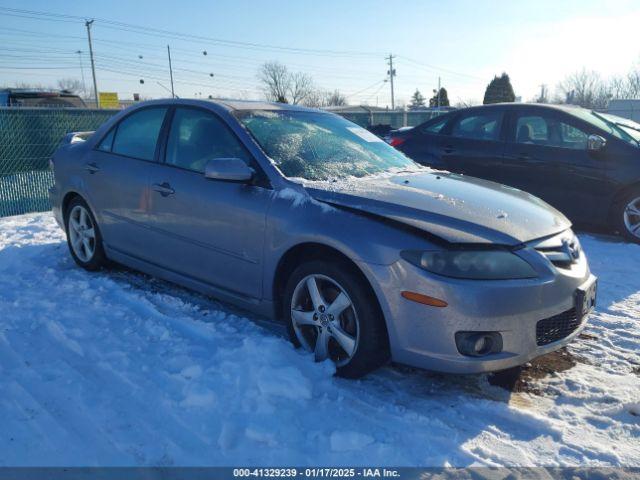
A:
98,92,120,109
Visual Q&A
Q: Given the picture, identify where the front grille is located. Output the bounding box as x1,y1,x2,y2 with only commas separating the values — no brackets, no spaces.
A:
531,230,581,268
536,308,582,346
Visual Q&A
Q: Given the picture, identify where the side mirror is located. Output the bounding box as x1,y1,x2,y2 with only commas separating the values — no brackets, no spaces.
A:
204,158,254,182
587,134,607,152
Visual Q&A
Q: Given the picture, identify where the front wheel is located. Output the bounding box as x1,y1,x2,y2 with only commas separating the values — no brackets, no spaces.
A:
613,191,640,244
283,260,389,378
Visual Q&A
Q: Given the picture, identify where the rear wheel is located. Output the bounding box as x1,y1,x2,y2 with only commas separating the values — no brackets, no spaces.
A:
283,260,389,378
64,197,107,270
613,190,640,244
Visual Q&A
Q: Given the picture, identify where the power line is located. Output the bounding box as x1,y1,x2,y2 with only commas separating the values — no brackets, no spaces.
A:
0,30,387,81
362,81,387,104
346,79,386,100
0,6,487,102
396,55,485,82
0,7,383,58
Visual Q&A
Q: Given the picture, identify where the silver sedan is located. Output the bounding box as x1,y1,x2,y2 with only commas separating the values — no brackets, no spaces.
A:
49,99,597,378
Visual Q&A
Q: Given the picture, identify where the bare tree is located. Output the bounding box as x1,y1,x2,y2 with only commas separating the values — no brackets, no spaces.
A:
608,75,628,99
302,88,325,108
557,69,611,109
258,62,290,103
303,88,348,108
57,78,83,93
624,69,640,98
324,89,347,106
288,72,314,105
258,61,348,106
605,68,640,100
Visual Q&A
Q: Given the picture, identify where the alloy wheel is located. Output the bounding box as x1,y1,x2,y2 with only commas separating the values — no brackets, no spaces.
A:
290,274,360,367
623,196,640,239
68,205,96,262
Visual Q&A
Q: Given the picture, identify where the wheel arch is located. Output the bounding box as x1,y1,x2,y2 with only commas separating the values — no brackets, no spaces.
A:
61,191,82,218
609,181,640,225
272,242,388,339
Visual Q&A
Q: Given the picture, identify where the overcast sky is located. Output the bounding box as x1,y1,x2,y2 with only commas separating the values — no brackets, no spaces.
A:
1,0,639,106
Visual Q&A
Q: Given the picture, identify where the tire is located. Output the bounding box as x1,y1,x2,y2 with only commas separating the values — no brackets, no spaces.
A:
612,189,640,244
283,259,390,378
64,196,107,270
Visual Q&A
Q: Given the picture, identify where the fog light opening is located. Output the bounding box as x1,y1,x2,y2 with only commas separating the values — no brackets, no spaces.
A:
455,332,503,357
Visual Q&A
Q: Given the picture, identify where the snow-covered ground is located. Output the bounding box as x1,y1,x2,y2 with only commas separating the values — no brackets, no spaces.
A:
0,212,638,467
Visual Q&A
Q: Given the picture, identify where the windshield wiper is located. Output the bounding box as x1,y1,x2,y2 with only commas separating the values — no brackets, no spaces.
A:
616,122,640,133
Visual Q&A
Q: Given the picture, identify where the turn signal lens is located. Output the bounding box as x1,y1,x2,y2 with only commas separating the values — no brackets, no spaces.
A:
401,291,447,307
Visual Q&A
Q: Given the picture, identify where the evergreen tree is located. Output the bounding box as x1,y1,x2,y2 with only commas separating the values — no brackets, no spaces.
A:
429,87,450,107
483,73,516,104
409,89,426,109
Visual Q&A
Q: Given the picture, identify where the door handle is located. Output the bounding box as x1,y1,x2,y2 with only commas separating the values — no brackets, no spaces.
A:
152,182,175,197
84,162,100,174
443,145,455,154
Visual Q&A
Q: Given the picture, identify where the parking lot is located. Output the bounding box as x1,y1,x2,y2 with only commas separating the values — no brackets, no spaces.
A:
1,212,638,466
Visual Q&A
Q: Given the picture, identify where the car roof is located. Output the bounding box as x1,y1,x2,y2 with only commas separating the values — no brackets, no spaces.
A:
214,98,322,112
453,102,590,114
134,97,326,114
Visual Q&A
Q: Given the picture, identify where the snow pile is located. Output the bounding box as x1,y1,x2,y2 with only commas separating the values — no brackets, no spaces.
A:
0,213,638,466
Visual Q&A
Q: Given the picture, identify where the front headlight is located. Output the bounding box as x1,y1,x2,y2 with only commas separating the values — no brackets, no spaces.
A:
401,249,537,280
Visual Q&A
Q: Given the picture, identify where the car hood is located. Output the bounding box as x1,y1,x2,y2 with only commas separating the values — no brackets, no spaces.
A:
303,171,570,245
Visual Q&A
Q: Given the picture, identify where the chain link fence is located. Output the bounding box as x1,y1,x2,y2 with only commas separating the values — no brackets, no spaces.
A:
0,107,117,217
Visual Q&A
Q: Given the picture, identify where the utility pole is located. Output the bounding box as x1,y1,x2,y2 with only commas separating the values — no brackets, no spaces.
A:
437,76,441,108
75,50,86,96
167,45,175,98
386,54,396,110
85,20,99,108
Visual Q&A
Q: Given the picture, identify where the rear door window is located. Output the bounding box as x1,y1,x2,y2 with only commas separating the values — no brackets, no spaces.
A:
111,107,167,161
451,111,503,141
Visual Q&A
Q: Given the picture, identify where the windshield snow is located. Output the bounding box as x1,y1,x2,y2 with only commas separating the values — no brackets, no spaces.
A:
236,110,417,181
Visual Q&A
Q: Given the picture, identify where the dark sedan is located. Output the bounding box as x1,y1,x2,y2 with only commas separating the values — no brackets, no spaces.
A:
388,104,640,243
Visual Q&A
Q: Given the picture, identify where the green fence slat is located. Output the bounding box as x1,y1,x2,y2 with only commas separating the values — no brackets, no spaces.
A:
0,107,117,217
